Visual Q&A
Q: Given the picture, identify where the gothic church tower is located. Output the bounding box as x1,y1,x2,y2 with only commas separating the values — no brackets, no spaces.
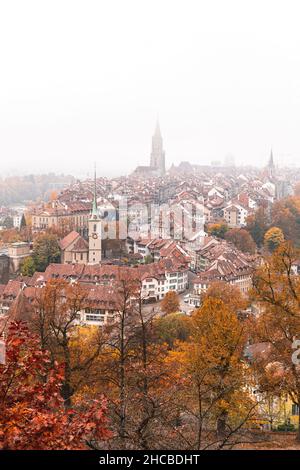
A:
267,149,276,180
150,120,165,175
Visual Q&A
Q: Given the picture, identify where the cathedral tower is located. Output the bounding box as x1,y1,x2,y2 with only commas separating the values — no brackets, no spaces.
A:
267,149,276,179
150,120,165,175
88,166,102,264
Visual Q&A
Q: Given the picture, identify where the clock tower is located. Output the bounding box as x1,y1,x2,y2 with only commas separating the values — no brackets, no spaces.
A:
88,166,102,264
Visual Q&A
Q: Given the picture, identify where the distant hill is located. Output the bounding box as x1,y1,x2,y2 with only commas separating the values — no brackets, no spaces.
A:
0,174,75,206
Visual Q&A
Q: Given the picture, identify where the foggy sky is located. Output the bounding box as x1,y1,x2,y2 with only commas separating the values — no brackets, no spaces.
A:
0,0,300,177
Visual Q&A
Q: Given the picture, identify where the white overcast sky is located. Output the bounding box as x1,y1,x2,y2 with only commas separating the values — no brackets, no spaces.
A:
0,0,300,177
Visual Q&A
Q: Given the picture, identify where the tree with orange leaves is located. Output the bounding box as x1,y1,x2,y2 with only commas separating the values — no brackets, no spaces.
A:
246,205,269,247
169,297,256,449
264,226,284,253
201,281,249,313
161,291,180,315
0,322,111,450
271,196,300,247
89,278,182,450
225,228,256,254
251,242,300,441
28,279,107,409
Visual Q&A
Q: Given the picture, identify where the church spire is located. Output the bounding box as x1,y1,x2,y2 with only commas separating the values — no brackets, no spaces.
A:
150,118,165,175
154,118,161,137
92,163,98,217
269,149,274,167
267,149,275,179
88,162,102,264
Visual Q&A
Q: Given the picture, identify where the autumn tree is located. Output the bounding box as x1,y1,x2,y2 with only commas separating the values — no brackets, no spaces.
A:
271,196,300,246
169,298,256,449
95,278,157,448
28,280,106,409
225,228,256,254
0,228,21,244
32,233,61,271
91,279,181,449
264,226,284,252
106,279,136,442
208,222,229,239
251,242,300,441
201,281,249,313
161,291,180,315
50,190,58,201
120,280,182,450
246,206,269,247
0,322,111,450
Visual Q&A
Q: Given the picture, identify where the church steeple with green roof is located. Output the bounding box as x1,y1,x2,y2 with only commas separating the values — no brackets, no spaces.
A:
89,163,101,264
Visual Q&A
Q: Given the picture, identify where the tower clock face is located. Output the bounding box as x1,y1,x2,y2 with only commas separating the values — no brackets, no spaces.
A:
92,233,98,239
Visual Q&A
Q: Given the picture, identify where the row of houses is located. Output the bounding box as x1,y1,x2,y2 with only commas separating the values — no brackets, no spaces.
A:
0,257,189,327
192,238,257,295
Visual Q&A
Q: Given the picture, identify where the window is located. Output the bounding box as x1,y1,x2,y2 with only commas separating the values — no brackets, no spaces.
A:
86,314,104,323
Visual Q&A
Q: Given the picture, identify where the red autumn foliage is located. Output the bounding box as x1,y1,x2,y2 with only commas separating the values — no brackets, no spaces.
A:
0,322,111,450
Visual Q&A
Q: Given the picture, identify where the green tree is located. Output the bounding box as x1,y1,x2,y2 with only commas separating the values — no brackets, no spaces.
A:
155,312,192,347
20,213,27,229
3,216,14,229
20,256,36,276
144,254,153,264
33,234,61,271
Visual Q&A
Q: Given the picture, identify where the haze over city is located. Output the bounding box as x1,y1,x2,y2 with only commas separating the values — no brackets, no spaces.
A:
1,0,300,177
3,0,300,459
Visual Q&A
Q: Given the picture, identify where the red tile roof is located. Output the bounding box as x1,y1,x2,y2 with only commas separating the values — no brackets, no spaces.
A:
59,231,81,250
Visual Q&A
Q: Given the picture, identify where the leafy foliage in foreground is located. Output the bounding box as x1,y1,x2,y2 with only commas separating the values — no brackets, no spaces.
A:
0,322,111,450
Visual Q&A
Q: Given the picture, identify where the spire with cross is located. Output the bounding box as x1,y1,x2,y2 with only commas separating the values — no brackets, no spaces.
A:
91,162,98,217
